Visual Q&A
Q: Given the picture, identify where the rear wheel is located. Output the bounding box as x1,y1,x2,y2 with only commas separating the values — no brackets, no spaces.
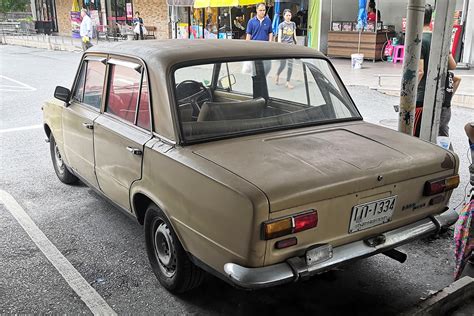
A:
144,204,204,293
49,134,78,184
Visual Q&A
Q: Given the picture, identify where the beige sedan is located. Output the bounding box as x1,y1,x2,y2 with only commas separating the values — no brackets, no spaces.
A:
43,40,459,293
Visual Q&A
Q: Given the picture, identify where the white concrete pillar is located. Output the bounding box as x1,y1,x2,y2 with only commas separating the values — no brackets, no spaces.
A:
462,0,474,65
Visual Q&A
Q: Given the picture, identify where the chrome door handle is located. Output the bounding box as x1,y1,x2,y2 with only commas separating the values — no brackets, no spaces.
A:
82,122,94,130
126,146,142,156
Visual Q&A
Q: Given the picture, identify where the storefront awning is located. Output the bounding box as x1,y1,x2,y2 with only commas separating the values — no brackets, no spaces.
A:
167,0,195,6
193,0,260,8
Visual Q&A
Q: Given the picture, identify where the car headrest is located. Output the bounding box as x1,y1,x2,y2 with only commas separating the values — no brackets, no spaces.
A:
197,97,266,122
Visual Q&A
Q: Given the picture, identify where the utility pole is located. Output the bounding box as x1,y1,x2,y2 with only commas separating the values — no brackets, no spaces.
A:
419,0,456,142
398,0,425,135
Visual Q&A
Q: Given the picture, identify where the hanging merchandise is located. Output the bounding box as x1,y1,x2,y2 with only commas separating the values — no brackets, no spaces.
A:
454,199,474,280
71,0,80,12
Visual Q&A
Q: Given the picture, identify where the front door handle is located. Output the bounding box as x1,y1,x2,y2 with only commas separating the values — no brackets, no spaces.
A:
126,146,143,156
82,122,94,130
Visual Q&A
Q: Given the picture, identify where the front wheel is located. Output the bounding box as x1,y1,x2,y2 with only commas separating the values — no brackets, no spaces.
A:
144,204,204,293
49,134,78,184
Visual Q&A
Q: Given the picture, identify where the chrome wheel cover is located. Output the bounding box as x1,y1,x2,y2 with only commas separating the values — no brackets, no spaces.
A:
154,222,177,278
54,144,65,174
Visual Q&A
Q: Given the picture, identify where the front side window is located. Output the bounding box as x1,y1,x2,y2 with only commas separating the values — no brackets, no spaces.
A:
83,60,106,109
174,58,360,143
72,63,86,103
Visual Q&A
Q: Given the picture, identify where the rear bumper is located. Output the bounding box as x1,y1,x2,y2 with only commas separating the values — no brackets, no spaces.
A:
224,208,458,289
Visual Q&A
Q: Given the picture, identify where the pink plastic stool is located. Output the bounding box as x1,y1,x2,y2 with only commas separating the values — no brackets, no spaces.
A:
392,45,405,63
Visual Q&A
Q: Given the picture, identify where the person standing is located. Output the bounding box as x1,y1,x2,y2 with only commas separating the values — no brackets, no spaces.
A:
133,12,144,40
367,1,381,22
414,4,457,138
245,3,273,42
276,9,297,89
80,8,93,51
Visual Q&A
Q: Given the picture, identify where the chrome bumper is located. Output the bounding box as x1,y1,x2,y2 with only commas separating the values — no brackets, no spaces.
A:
224,209,458,289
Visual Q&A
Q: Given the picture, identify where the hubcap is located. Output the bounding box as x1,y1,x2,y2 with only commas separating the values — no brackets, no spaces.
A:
154,222,177,278
54,144,65,173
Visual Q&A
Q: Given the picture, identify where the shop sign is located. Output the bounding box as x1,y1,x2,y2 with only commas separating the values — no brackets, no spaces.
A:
90,10,100,27
126,3,133,19
451,25,462,56
71,11,81,38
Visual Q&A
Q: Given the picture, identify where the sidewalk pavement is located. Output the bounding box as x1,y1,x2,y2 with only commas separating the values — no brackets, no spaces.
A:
330,58,474,109
2,33,473,109
405,276,474,316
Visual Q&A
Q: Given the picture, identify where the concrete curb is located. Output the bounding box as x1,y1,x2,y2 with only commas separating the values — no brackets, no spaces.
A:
369,86,474,110
404,276,474,316
2,36,83,52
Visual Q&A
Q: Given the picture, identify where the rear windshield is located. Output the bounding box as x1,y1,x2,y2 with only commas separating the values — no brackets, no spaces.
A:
173,58,360,143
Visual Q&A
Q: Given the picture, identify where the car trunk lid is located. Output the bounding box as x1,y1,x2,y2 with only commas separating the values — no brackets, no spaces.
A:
192,122,455,212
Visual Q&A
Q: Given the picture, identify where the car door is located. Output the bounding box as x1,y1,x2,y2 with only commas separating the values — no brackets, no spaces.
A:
94,57,152,210
62,56,107,188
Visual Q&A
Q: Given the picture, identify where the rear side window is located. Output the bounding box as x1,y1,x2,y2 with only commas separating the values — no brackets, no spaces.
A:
83,61,106,109
106,64,141,124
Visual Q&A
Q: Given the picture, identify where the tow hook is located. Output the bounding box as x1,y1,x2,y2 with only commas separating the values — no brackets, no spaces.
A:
364,235,386,247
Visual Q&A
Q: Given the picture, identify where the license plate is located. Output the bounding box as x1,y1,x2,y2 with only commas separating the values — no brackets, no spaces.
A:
348,196,397,233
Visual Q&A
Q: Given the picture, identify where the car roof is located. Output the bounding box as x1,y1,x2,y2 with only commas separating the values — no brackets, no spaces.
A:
86,40,328,144
88,39,326,66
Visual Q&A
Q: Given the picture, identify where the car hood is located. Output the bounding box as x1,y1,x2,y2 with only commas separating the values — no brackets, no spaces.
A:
192,122,456,212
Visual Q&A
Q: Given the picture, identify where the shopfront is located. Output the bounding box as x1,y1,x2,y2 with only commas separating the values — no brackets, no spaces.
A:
105,0,134,26
167,0,320,46
34,0,59,34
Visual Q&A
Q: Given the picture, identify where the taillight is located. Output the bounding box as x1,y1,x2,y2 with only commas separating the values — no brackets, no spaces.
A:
262,210,318,240
423,175,459,196
294,212,318,233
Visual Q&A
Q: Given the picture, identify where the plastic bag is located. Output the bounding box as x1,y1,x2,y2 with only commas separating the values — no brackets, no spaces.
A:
241,61,255,76
134,25,148,36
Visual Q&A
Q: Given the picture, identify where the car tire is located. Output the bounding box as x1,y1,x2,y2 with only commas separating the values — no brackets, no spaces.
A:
49,134,78,184
144,204,204,293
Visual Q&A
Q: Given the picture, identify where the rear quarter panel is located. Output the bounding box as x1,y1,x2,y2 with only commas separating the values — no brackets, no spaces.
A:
132,139,270,274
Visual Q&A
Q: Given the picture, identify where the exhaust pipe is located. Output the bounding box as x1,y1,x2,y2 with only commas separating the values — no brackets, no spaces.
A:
382,249,407,263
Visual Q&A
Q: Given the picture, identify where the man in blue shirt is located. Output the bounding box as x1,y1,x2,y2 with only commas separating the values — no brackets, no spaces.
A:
246,3,273,41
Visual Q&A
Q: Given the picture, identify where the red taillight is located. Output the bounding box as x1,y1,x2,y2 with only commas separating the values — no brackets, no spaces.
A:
424,175,460,196
294,212,318,233
262,210,318,240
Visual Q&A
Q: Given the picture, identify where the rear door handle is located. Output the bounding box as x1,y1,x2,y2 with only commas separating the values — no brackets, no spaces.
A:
82,122,94,130
126,146,142,156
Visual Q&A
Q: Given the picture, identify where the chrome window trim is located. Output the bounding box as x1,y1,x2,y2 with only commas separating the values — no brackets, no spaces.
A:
108,58,142,72
85,56,107,64
153,132,176,146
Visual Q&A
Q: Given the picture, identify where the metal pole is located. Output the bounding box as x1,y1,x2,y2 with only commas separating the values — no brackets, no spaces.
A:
398,0,425,135
462,0,473,64
229,7,232,39
330,0,333,29
419,0,456,142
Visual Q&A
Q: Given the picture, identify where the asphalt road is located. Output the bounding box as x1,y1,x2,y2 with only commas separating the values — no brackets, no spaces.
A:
0,45,473,315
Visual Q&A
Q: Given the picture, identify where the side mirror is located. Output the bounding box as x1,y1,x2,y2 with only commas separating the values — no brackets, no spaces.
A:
218,74,236,89
54,86,71,104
